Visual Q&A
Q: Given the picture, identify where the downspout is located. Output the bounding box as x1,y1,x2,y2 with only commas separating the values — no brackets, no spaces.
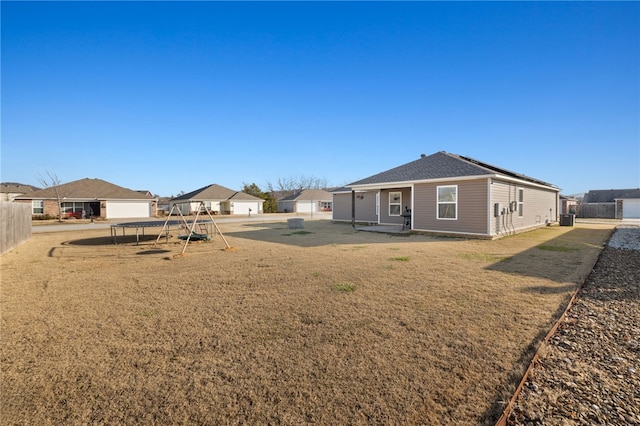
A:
410,184,414,230
487,179,492,237
351,190,355,229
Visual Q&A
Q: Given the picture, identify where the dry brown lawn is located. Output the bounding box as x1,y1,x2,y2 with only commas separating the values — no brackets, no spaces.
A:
0,219,614,425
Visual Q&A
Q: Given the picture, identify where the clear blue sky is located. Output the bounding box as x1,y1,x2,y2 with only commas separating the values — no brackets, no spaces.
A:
2,1,638,197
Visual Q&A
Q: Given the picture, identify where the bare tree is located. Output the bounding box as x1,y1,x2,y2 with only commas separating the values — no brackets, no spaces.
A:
267,175,329,198
37,171,64,222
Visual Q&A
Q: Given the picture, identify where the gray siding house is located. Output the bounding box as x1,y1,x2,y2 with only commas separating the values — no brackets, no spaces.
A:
333,151,560,238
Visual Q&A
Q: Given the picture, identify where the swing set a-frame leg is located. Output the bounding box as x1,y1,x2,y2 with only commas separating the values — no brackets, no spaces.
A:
155,204,192,245
202,206,231,249
155,201,232,253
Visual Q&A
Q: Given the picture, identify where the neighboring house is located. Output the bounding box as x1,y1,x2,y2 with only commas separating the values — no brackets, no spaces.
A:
0,182,40,201
277,189,333,213
169,184,264,216
14,178,157,219
578,188,640,219
333,151,560,238
559,195,579,215
157,197,172,216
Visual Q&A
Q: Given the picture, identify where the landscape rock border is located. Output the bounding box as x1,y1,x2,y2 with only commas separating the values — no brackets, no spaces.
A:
503,226,640,425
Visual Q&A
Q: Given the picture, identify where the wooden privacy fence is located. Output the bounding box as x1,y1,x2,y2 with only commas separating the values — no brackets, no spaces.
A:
575,203,615,219
1,201,32,254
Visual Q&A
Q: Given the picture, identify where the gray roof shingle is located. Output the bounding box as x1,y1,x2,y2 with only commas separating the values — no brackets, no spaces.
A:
584,188,640,203
348,151,557,188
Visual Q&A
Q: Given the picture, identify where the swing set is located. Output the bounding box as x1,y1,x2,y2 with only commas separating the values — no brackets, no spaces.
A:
157,201,232,254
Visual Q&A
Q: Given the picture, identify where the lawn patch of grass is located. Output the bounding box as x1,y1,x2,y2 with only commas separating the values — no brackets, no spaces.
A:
392,255,410,262
0,221,615,426
461,252,510,262
334,282,356,292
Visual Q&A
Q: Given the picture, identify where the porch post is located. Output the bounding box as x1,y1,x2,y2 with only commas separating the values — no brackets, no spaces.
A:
351,190,355,229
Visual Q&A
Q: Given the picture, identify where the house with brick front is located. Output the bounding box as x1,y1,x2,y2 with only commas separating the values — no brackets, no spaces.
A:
333,151,560,238
14,178,157,219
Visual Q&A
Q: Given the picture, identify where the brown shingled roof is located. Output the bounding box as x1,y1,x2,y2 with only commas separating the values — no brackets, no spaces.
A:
170,184,263,202
278,189,332,202
14,178,154,200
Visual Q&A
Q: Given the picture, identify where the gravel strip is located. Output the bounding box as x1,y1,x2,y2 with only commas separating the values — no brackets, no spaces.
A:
507,226,640,426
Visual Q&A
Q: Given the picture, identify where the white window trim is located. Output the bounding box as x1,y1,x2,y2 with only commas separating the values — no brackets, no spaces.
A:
518,188,524,217
437,185,458,220
32,200,44,214
389,191,402,216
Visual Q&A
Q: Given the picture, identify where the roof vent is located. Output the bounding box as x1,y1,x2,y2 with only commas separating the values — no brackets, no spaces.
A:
420,153,426,158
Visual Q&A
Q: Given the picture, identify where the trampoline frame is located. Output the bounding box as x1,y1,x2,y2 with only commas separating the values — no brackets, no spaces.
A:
111,201,231,254
110,220,212,245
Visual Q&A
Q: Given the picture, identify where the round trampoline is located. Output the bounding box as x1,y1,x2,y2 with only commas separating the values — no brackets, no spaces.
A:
110,220,213,245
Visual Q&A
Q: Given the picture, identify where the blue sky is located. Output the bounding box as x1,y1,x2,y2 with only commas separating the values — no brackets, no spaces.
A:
2,1,638,197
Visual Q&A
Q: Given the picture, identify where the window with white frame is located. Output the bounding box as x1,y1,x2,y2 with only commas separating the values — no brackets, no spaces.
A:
518,188,524,216
389,191,401,216
32,200,44,214
437,185,457,219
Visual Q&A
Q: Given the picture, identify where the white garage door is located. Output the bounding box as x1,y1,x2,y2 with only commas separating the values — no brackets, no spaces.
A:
296,201,314,213
232,202,259,215
106,201,151,219
623,199,640,219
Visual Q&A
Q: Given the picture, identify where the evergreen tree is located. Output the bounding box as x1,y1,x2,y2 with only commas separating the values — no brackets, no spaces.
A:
242,182,278,213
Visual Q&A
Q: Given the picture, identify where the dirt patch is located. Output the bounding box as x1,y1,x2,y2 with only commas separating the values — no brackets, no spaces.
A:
0,220,614,425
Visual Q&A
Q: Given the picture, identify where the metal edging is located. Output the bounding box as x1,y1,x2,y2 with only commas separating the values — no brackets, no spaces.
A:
494,245,608,426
